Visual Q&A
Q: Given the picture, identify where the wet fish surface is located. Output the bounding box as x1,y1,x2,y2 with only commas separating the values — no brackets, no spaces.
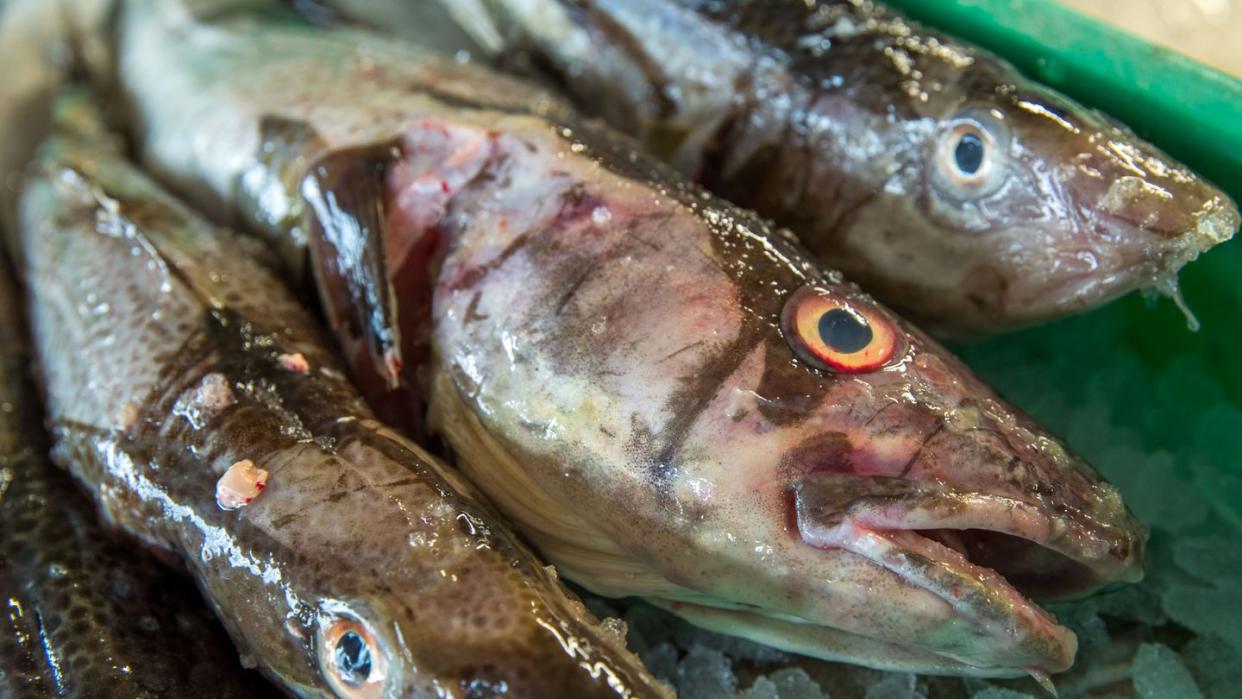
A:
108,0,1147,679
356,0,1241,335
16,90,666,698
0,259,272,697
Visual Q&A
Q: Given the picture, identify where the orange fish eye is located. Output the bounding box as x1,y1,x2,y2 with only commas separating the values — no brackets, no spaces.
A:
781,286,902,373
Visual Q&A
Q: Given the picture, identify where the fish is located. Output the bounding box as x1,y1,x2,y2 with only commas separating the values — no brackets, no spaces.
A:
0,0,113,230
0,259,272,697
106,0,1147,678
15,89,668,698
332,0,1240,335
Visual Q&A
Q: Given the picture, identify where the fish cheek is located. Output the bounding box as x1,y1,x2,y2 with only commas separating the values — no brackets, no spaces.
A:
754,338,836,426
961,264,1012,319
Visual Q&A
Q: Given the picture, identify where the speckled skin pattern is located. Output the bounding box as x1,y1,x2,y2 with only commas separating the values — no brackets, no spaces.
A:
109,0,1146,678
438,0,1239,335
0,264,270,697
15,97,667,699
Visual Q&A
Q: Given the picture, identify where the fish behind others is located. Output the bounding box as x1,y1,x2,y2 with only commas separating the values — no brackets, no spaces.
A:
370,0,1241,335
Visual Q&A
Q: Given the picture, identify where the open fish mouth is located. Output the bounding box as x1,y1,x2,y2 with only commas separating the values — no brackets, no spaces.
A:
791,474,1145,673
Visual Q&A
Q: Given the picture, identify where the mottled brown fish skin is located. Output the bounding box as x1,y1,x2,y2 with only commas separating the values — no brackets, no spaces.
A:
0,261,271,698
442,0,1238,335
17,95,666,698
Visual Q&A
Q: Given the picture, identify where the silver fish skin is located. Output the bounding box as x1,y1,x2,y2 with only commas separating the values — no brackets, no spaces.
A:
16,91,667,699
108,1,1145,679
0,261,270,697
368,0,1241,336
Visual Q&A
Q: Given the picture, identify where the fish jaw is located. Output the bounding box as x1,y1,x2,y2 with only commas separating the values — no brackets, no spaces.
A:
787,473,1133,674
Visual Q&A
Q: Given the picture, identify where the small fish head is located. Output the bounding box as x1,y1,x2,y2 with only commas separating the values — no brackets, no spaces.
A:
239,436,654,699
909,62,1238,328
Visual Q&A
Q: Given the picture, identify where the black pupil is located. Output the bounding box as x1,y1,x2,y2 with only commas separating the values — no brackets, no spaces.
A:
818,308,873,354
954,132,985,175
334,631,372,684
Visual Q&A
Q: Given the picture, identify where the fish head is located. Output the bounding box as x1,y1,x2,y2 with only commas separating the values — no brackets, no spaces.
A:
902,58,1238,328
236,433,652,699
660,269,1148,675
423,123,1150,675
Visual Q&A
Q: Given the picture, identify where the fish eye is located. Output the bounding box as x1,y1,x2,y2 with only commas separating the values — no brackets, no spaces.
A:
932,108,1009,200
781,286,903,373
317,613,388,699
954,131,984,175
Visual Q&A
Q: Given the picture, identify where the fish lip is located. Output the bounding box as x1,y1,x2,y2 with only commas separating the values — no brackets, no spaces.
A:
1001,193,1237,321
791,474,1145,673
1095,196,1237,271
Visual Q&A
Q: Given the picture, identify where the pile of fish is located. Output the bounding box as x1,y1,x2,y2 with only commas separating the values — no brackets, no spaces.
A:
0,0,1236,697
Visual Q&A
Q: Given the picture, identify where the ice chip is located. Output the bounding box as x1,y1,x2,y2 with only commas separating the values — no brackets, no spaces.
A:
1060,579,1168,627
1182,635,1242,699
1173,536,1242,583
1064,398,1144,472
1101,449,1207,532
623,602,679,655
970,688,1035,699
1162,586,1242,656
1191,405,1242,456
745,676,780,699
766,668,825,699
639,642,678,686
1133,643,1204,699
744,668,826,699
676,645,736,699
1155,358,1222,429
1049,604,1111,666
1191,458,1242,531
673,614,791,665
863,672,922,699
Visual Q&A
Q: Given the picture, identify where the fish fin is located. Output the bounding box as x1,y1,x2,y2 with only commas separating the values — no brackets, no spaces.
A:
301,143,404,390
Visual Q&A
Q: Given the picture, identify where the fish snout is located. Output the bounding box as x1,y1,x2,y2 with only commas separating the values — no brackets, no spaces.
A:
1069,139,1239,269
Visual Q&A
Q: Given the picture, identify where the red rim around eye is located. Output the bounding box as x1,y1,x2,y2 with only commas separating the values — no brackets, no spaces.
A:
781,286,902,373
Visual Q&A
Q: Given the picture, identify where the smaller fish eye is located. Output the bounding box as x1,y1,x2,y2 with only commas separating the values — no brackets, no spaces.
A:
317,610,389,699
953,132,984,176
335,631,373,685
931,110,1009,201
